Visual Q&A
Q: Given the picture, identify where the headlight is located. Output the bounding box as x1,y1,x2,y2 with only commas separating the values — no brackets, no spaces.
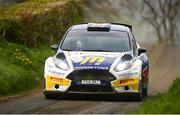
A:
114,61,132,72
54,53,70,71
54,58,70,71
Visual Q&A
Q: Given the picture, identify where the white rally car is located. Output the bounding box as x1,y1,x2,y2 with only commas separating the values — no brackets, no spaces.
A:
43,23,149,101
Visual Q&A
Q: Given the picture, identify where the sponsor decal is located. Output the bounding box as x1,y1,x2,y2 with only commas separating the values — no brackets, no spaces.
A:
112,77,139,90
120,79,134,84
48,70,65,76
132,67,139,70
72,55,116,70
46,76,71,89
75,66,108,70
90,23,109,27
80,56,105,65
119,72,139,77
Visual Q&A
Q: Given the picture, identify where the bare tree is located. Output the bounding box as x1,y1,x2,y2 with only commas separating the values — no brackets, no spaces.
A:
141,0,180,44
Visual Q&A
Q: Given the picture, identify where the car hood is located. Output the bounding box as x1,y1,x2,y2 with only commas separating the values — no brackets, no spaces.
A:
67,51,128,70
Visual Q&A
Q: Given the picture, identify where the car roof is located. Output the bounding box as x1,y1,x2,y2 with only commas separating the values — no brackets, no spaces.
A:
70,23,132,32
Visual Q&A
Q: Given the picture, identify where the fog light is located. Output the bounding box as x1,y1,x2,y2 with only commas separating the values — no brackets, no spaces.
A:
55,84,59,89
124,86,129,90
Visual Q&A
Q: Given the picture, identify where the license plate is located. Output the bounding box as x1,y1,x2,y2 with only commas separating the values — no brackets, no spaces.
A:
81,80,101,85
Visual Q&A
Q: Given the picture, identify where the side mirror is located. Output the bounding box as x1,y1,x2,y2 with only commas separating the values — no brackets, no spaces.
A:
51,45,59,51
138,48,146,56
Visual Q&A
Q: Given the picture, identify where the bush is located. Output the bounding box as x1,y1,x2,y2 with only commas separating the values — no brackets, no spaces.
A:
0,0,84,47
133,77,180,114
0,41,53,96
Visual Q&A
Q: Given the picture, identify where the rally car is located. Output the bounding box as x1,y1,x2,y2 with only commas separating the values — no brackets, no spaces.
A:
43,23,149,101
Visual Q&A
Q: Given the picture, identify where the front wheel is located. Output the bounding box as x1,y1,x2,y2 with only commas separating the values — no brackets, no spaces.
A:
135,93,143,101
44,94,58,99
135,80,143,101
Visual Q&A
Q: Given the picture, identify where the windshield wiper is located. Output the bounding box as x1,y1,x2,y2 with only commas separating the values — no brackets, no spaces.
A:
61,48,73,51
61,49,112,52
80,49,112,52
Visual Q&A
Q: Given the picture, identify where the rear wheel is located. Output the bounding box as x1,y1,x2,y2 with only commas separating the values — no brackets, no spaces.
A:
143,87,148,97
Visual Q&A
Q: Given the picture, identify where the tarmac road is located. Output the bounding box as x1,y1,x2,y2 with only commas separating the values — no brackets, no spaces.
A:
0,44,180,114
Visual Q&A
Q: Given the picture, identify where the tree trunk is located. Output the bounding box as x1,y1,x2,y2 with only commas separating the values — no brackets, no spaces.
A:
156,27,163,43
169,24,175,44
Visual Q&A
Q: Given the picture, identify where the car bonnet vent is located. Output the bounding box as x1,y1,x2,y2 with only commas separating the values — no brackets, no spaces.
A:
87,23,111,31
121,54,133,61
56,53,66,60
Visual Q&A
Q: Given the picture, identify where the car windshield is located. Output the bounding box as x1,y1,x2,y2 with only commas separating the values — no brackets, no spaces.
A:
61,30,130,52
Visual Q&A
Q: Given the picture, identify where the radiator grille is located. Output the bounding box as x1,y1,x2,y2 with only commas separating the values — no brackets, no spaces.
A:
67,70,116,81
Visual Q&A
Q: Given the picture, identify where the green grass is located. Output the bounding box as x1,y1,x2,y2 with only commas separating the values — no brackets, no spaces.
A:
0,40,54,96
0,0,83,96
134,77,180,114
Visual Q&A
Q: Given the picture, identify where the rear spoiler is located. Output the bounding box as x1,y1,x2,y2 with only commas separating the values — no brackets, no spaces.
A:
87,23,111,31
76,22,132,31
111,23,132,31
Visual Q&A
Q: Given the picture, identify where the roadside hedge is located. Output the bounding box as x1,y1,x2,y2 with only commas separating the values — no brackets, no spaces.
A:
133,77,180,114
0,0,84,47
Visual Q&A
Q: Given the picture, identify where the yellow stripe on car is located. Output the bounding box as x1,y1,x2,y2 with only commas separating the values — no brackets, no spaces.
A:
89,57,99,63
80,57,91,65
80,56,106,65
96,57,105,63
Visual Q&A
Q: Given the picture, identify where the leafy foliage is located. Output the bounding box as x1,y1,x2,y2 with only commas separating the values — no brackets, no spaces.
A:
0,0,84,96
134,77,180,114
0,41,53,96
0,0,84,47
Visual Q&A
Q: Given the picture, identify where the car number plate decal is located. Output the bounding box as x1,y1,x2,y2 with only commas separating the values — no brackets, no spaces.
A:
81,80,101,85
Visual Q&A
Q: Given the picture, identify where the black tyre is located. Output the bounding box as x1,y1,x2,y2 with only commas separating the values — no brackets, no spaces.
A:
135,92,143,101
143,87,148,97
135,80,143,101
44,94,58,99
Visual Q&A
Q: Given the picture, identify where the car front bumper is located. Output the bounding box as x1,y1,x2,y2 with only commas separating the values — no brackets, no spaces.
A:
44,75,141,94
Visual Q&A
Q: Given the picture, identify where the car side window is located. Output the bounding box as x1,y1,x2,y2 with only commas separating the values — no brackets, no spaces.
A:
129,32,137,56
132,40,137,56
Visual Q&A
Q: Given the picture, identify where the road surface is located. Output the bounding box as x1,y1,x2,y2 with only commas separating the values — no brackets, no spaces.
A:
0,44,180,114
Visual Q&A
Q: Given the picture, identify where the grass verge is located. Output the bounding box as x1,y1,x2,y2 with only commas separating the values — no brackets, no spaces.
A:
133,77,180,114
0,40,53,96
0,0,84,97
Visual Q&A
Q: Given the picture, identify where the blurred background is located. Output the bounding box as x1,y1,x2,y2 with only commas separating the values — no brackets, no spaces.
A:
84,0,180,44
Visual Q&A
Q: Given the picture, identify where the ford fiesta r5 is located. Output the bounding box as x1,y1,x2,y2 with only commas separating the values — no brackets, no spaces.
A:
43,23,149,101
